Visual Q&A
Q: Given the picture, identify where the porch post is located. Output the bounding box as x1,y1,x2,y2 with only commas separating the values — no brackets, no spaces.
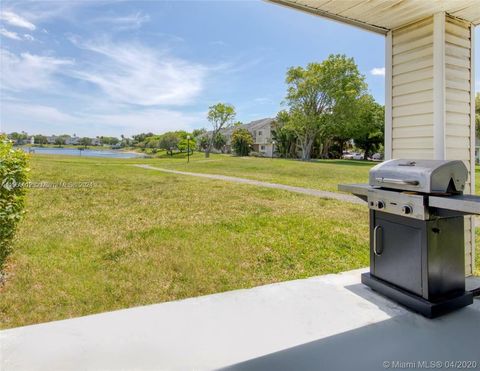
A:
386,12,476,275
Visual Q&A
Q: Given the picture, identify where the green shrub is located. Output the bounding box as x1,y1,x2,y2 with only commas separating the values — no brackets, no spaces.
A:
0,135,28,268
231,128,254,156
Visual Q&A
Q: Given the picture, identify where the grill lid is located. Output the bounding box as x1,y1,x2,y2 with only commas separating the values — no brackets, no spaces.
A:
369,159,467,194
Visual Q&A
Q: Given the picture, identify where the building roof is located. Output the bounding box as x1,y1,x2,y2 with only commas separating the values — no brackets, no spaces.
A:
267,0,480,34
243,117,275,132
220,118,275,137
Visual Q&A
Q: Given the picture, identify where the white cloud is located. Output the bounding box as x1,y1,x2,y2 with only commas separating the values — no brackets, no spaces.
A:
10,1,103,24
4,102,80,124
0,101,83,135
84,108,200,134
0,48,73,91
70,39,207,106
0,28,35,41
92,11,150,30
0,40,211,135
0,101,202,136
0,27,21,40
370,67,385,76
254,97,273,104
0,11,36,30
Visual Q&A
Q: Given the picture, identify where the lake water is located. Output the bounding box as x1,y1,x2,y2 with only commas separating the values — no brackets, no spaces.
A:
21,147,144,159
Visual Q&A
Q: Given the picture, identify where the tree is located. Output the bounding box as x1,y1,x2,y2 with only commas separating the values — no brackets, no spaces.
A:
273,113,297,158
231,128,253,156
159,132,180,155
328,100,361,158
79,137,92,148
197,135,209,152
8,132,27,144
283,54,366,160
350,95,385,160
178,137,196,154
205,103,236,158
33,135,48,145
144,135,161,149
54,137,66,147
213,132,227,153
110,137,119,145
192,128,207,138
100,136,120,146
132,133,154,147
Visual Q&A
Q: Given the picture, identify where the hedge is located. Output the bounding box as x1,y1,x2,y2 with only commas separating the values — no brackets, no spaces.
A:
0,135,28,268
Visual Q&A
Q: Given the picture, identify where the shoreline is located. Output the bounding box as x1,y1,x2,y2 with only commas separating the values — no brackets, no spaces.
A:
17,145,145,159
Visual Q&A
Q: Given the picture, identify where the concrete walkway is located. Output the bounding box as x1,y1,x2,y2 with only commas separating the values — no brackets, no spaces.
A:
134,164,364,205
2,268,479,371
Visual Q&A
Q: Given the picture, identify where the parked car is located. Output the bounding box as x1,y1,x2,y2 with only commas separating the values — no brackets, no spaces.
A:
343,152,364,160
371,153,383,161
352,153,364,160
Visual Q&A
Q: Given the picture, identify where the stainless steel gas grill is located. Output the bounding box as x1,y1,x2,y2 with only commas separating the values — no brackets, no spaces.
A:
339,159,480,318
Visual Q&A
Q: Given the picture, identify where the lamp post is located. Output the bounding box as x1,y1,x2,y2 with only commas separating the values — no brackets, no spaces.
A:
271,140,276,159
187,135,191,163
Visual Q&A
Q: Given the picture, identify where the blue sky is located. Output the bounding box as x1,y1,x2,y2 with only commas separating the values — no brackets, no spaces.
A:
1,1,479,137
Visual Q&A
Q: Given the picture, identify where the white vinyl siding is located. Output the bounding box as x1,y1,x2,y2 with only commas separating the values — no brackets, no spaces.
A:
445,16,472,190
444,16,474,275
390,14,475,275
391,17,434,160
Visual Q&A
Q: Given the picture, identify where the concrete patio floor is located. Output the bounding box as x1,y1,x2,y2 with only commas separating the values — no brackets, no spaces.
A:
1,268,479,371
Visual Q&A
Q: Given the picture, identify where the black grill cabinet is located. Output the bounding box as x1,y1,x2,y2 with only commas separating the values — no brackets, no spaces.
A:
340,159,480,318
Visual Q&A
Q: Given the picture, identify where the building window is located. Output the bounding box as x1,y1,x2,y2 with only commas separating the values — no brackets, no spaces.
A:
258,130,263,136
260,145,265,151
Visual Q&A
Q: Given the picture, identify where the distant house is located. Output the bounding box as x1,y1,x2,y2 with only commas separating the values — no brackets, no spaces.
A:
245,118,275,157
47,135,58,144
219,118,276,156
66,135,79,145
6,132,31,145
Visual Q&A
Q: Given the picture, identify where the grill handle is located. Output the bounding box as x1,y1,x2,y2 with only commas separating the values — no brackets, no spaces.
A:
373,225,383,256
375,177,420,186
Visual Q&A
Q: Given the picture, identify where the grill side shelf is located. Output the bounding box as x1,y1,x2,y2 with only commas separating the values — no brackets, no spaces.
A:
338,183,370,201
429,194,480,215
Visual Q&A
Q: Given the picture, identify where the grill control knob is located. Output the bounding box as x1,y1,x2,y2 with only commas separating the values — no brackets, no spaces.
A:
376,201,385,209
402,205,413,215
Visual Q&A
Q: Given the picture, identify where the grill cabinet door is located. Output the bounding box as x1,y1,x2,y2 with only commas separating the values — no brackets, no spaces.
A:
372,213,423,296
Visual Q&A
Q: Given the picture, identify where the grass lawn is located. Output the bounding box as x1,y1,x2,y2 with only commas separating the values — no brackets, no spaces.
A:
140,152,480,195
134,152,376,193
476,165,480,195
0,155,370,329
477,230,480,277
1,154,478,329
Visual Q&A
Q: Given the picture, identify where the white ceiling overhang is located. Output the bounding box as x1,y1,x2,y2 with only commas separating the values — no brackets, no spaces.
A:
267,0,480,34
